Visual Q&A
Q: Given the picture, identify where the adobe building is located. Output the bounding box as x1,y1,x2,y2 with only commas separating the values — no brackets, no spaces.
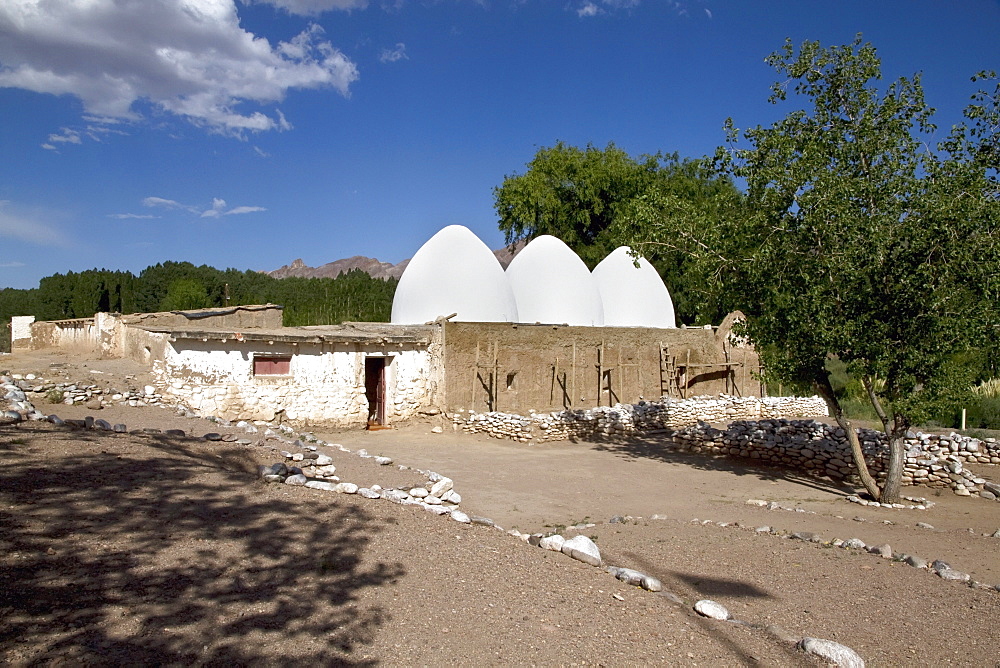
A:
8,228,761,429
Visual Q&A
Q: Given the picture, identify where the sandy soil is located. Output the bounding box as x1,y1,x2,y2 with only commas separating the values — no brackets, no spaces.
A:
2,350,999,666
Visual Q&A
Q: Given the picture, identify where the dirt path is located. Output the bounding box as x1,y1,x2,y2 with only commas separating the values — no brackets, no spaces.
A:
3,351,1000,665
323,425,1000,584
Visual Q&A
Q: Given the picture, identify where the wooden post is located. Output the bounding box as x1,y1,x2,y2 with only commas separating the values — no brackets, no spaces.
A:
637,346,643,400
571,341,577,407
684,348,690,398
617,347,623,405
472,340,480,410
742,347,747,397
551,358,558,404
493,340,499,412
597,341,604,406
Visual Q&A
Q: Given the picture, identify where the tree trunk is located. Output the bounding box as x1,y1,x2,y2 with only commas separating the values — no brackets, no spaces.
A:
881,431,906,504
815,375,882,501
863,376,907,504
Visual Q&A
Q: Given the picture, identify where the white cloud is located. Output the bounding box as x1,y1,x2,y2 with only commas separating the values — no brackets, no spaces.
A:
141,195,263,218
251,0,368,15
47,128,81,144
0,202,70,247
0,0,360,136
42,127,83,151
0,261,27,268
200,198,266,217
576,0,650,16
224,205,267,215
109,213,158,219
143,197,191,211
379,43,408,64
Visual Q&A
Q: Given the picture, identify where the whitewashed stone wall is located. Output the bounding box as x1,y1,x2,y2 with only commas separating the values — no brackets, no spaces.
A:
10,316,35,351
669,419,1000,497
457,395,829,442
154,342,433,428
455,397,999,497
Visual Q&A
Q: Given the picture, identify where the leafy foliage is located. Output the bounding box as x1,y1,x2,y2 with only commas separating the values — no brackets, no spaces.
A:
614,36,1000,502
493,141,744,324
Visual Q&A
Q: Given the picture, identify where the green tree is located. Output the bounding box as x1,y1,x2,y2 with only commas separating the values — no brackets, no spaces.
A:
160,278,210,311
615,36,1000,503
493,142,742,324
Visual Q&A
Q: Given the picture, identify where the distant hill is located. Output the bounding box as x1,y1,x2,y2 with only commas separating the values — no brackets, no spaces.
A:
268,241,525,280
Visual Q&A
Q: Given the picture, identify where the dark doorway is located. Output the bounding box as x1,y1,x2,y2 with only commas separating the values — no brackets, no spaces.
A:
365,357,387,429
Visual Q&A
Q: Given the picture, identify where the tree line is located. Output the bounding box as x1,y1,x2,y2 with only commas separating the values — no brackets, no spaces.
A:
1,262,397,351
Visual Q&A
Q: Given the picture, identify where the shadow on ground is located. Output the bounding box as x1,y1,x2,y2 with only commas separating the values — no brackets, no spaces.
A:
586,432,857,497
0,424,404,665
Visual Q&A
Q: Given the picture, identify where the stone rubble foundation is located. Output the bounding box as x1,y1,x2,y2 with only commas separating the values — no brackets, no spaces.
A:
454,395,1000,499
456,394,829,442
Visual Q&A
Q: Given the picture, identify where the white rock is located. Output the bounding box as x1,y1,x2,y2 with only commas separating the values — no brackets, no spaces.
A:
315,454,334,466
442,489,461,504
561,535,601,567
450,510,471,523
409,487,429,498
539,535,565,552
358,488,381,499
422,503,452,515
608,567,664,592
799,638,865,668
694,599,730,620
334,482,359,494
430,477,454,497
423,495,443,505
375,456,393,466
381,489,411,504
305,481,336,491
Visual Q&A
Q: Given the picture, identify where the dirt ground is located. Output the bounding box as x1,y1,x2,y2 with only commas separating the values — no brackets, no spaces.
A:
2,350,999,666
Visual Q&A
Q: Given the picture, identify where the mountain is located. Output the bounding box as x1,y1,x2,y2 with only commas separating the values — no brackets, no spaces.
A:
268,241,525,280
268,256,406,280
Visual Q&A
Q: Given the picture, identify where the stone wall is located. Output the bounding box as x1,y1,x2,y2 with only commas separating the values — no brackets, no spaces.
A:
454,396,1000,499
456,395,829,442
29,318,99,353
119,304,283,330
18,306,283,358
668,419,1000,499
10,316,35,353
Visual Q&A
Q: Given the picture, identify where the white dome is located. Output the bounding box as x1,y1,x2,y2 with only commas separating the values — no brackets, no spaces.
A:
592,246,676,328
505,235,604,326
391,225,518,324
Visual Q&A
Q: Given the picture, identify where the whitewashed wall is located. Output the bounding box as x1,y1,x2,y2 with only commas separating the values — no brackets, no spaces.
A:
154,340,434,427
10,316,35,351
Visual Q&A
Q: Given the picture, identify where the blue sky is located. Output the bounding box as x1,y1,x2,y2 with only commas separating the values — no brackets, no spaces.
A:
1,0,997,290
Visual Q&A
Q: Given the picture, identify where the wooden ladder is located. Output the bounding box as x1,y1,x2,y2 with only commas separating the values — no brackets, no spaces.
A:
659,342,681,398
